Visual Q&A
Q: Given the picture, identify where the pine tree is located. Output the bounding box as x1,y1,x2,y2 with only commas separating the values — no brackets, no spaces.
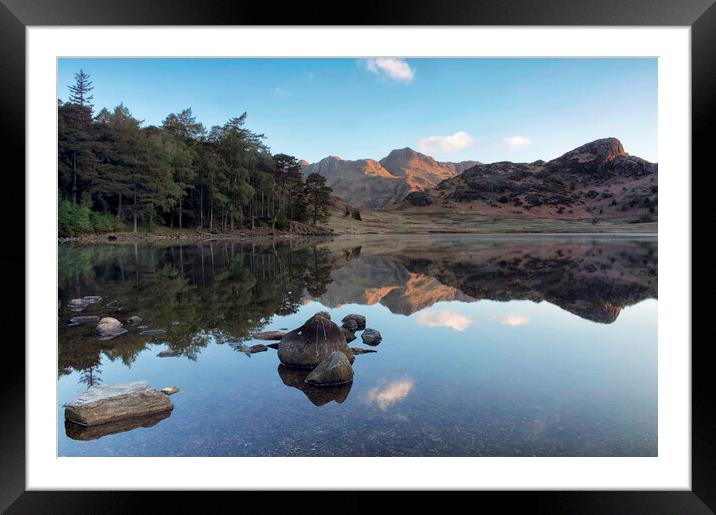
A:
68,69,94,109
304,173,332,225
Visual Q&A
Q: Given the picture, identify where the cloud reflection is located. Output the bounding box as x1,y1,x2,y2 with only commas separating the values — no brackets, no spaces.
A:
365,378,414,411
416,310,472,331
500,314,529,326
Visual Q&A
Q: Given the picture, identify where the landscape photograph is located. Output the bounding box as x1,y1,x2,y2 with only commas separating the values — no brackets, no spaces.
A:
57,57,657,457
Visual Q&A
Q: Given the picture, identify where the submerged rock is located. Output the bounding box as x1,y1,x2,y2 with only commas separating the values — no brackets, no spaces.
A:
83,295,103,304
341,327,357,343
161,386,180,395
361,328,382,346
277,365,352,406
305,351,354,386
68,298,89,310
139,329,166,336
342,314,366,331
157,350,180,358
64,380,174,427
70,315,100,324
266,343,280,350
127,315,143,325
278,313,355,369
249,344,268,353
351,347,377,355
251,330,286,341
96,317,124,337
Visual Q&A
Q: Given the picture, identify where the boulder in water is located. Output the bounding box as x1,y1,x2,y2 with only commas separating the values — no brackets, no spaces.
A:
96,317,124,337
361,328,382,345
341,327,357,343
278,313,355,369
68,298,89,310
249,344,268,353
305,351,354,386
342,318,359,332
314,311,331,320
127,315,143,325
342,314,366,330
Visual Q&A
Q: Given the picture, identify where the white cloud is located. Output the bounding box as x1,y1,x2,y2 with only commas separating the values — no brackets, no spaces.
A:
416,310,473,331
363,58,415,83
417,131,475,154
504,136,532,148
500,314,529,326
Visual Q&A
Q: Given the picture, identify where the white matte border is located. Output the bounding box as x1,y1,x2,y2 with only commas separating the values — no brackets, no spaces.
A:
27,27,690,490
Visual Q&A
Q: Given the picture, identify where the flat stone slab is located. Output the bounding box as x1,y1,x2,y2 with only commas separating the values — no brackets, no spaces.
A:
64,380,173,427
139,329,166,336
350,347,377,355
251,330,286,340
70,315,101,324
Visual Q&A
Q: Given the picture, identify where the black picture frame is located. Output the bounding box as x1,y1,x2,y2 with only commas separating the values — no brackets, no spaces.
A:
2,0,712,512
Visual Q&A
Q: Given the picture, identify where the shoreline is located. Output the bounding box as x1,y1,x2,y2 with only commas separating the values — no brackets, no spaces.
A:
58,225,658,244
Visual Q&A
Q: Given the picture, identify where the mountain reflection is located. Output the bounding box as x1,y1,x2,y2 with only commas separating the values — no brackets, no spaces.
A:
58,236,657,383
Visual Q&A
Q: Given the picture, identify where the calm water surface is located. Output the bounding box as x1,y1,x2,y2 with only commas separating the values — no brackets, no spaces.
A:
58,235,657,456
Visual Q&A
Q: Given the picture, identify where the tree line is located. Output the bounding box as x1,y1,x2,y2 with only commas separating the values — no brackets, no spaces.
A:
58,70,333,237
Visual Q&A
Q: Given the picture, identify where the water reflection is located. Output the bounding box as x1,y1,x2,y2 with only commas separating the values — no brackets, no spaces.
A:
59,237,656,388
277,365,352,406
364,377,415,411
64,410,172,441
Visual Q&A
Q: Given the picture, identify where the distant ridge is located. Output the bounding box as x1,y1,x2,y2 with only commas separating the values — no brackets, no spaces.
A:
400,137,658,222
302,148,481,208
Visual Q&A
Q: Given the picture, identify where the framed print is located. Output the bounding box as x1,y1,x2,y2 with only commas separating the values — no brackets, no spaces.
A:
2,0,713,512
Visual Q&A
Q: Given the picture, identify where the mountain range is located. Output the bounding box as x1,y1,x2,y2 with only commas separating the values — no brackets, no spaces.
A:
303,138,658,222
301,148,479,208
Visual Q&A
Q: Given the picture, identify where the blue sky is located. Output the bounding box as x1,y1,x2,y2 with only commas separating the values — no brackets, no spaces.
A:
58,58,657,163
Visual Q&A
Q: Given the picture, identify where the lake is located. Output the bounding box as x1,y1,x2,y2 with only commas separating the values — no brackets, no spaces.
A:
58,235,658,457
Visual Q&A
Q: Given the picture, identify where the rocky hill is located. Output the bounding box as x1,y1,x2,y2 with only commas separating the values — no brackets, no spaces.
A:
302,148,480,209
401,138,657,222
